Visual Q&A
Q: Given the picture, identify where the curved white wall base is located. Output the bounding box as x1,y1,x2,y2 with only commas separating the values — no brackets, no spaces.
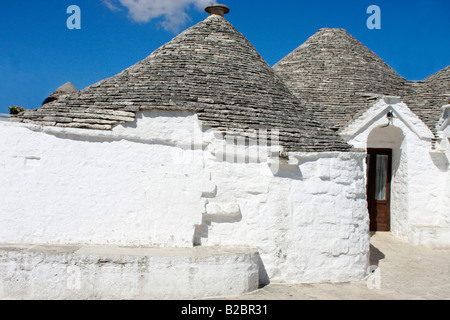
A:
0,244,260,300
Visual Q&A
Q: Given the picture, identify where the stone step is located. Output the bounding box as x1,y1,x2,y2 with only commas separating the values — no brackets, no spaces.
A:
0,244,260,300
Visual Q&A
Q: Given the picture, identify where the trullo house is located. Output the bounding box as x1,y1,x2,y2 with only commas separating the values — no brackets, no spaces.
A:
0,5,448,299
273,28,449,248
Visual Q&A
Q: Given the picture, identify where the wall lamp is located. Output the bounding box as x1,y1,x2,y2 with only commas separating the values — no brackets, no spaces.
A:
386,110,394,126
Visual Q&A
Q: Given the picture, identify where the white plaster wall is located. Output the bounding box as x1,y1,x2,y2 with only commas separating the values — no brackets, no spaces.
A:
197,152,370,283
0,111,370,283
0,112,209,247
346,99,450,247
442,125,450,151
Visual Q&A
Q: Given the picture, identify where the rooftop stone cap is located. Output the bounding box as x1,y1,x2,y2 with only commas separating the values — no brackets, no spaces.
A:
53,82,78,95
205,4,230,16
42,82,78,105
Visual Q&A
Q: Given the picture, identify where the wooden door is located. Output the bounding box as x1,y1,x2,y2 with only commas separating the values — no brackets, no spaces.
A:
367,149,392,232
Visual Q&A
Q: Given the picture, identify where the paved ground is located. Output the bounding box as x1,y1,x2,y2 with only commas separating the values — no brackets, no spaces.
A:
226,232,450,300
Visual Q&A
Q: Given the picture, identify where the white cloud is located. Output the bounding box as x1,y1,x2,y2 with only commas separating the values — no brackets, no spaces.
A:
104,0,217,33
102,0,122,12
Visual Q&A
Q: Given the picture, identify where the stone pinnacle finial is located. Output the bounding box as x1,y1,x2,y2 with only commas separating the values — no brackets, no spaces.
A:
205,4,230,17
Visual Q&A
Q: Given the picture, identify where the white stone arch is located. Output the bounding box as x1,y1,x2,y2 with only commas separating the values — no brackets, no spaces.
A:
367,125,405,176
340,97,435,144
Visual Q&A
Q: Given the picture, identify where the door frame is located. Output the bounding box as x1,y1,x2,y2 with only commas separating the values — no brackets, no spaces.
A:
367,148,392,232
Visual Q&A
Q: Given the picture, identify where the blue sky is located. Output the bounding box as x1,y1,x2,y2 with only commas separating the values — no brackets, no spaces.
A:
0,0,449,114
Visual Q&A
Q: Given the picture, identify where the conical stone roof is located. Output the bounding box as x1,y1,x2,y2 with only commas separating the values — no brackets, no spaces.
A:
42,82,78,105
425,66,450,85
274,28,450,136
424,66,450,100
402,66,450,134
16,13,350,152
273,28,408,131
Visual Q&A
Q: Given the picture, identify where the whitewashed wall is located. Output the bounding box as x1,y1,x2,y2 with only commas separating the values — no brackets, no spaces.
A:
344,98,450,248
0,111,370,283
200,152,370,283
0,112,210,247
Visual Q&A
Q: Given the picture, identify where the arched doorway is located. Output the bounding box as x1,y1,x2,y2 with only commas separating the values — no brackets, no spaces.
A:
367,126,406,232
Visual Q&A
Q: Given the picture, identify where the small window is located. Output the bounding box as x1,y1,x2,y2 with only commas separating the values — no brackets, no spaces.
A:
375,154,389,201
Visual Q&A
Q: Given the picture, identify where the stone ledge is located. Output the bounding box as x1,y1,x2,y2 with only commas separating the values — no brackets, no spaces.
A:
0,244,260,300
0,114,11,122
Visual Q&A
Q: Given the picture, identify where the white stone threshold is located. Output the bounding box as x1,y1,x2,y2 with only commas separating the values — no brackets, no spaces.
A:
0,244,260,300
